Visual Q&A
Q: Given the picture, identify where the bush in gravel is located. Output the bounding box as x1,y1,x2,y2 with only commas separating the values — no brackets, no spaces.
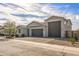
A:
69,37,76,46
21,34,25,37
15,34,19,37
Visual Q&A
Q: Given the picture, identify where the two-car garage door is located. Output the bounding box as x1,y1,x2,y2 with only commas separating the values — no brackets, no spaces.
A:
32,29,43,37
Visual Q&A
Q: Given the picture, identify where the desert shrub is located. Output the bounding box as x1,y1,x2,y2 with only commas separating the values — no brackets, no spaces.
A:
21,34,25,37
15,34,19,37
69,37,76,46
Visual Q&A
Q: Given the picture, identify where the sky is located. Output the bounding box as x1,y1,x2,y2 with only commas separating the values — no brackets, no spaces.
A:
0,3,78,30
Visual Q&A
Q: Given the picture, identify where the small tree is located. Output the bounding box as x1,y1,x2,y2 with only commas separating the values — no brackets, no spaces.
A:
4,20,16,38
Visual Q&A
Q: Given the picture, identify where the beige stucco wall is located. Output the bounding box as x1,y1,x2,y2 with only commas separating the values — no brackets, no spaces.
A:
61,19,72,38
17,26,27,36
61,19,66,38
65,20,72,31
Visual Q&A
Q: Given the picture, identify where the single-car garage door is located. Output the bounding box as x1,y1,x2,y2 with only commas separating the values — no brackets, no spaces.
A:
48,21,61,37
32,29,43,37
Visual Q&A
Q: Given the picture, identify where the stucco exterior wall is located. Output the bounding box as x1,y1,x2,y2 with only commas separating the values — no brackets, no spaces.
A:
61,19,72,38
17,26,27,37
65,20,72,31
61,19,66,38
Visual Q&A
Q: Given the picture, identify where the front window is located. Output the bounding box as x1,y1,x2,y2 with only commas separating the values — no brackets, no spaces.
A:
18,29,21,33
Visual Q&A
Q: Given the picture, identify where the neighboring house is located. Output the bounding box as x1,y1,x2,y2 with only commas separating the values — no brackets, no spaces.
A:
0,26,4,35
17,16,72,38
16,25,27,37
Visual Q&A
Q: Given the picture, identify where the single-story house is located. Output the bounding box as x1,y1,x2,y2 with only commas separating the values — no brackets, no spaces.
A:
16,25,27,37
17,16,72,38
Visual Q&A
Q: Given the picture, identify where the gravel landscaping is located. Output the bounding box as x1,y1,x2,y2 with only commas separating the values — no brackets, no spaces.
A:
16,37,79,48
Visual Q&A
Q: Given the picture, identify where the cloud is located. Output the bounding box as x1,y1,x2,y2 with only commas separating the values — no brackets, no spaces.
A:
0,3,78,30
11,13,47,18
70,15,79,30
0,3,49,25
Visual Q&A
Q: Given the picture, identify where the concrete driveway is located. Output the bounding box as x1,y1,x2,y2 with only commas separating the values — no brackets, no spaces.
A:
0,38,79,56
0,39,63,56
